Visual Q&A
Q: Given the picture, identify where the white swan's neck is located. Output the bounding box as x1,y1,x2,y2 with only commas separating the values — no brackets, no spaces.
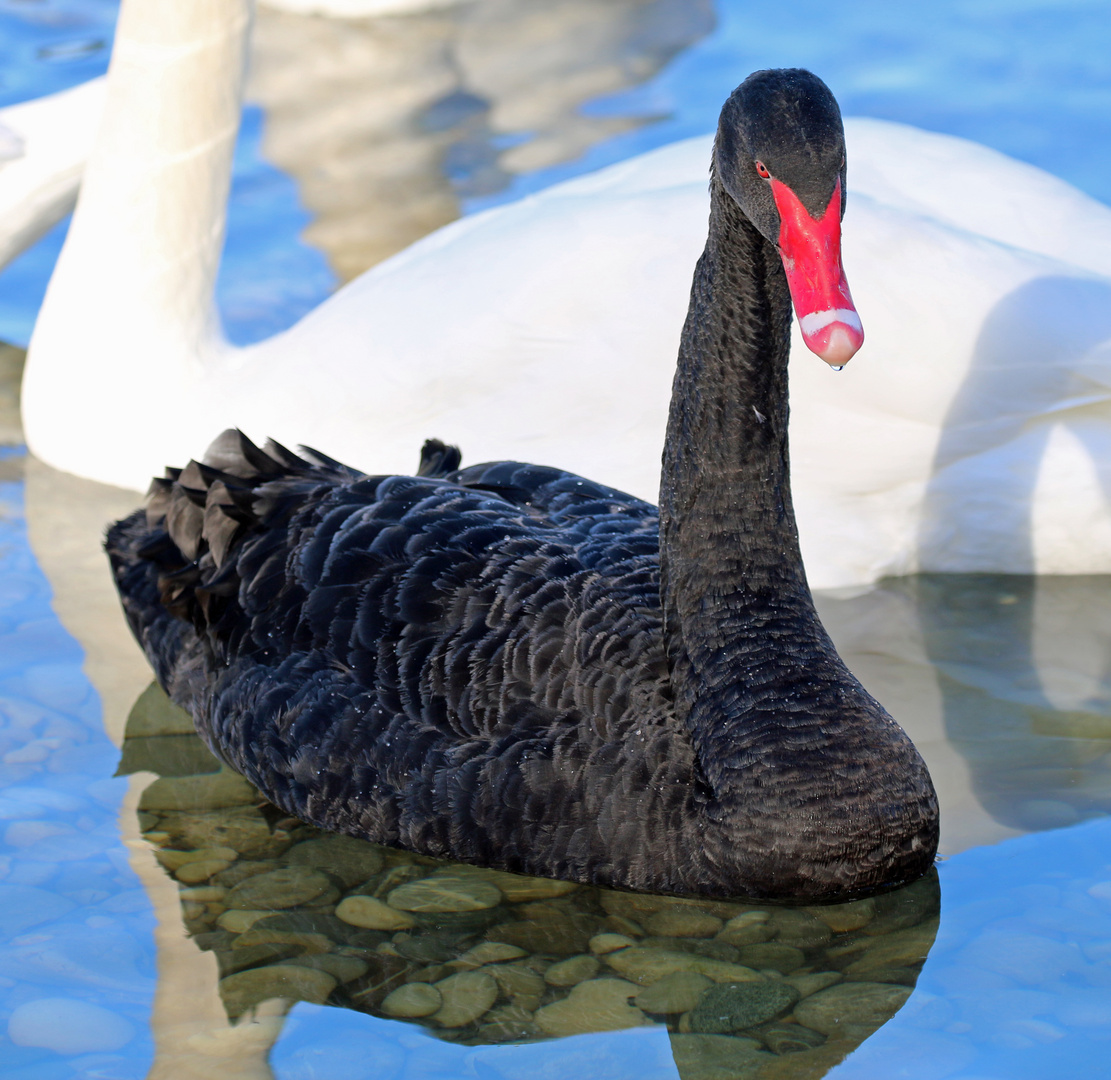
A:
23,0,252,480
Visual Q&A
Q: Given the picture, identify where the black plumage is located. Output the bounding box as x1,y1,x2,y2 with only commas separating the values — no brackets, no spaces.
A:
107,70,938,903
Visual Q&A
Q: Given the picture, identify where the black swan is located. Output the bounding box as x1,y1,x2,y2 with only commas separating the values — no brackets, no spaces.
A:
107,69,938,903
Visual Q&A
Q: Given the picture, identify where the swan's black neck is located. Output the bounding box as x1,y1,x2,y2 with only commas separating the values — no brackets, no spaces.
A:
654,171,938,900
659,174,840,796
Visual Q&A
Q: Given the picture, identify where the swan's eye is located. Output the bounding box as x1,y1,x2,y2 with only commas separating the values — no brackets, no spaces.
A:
755,161,771,179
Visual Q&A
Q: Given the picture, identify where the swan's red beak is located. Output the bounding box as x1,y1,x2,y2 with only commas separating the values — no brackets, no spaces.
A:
771,177,863,367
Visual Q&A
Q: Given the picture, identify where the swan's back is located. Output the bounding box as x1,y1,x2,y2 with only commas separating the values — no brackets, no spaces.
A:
107,432,708,890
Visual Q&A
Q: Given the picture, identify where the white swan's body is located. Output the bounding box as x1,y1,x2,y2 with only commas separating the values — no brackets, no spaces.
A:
23,0,1111,587
0,78,105,273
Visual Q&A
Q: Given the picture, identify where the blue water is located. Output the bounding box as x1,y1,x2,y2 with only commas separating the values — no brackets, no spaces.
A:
833,819,1111,1079
0,0,114,106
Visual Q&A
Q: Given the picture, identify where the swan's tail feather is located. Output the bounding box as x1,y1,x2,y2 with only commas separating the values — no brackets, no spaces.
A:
417,438,462,478
295,443,351,471
201,428,286,479
106,431,466,703
108,430,363,640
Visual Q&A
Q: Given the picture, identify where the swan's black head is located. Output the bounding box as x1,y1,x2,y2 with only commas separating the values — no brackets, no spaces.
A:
715,69,863,367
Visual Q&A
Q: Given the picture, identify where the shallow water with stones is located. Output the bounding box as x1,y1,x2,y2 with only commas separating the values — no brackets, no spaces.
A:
123,679,941,1076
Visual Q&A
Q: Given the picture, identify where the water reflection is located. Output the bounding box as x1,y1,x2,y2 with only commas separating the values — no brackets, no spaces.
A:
909,575,1111,833
247,0,714,279
119,683,940,1078
813,575,1111,852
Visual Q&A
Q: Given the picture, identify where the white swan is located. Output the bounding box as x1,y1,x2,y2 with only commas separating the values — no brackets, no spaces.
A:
0,78,105,274
23,0,1111,588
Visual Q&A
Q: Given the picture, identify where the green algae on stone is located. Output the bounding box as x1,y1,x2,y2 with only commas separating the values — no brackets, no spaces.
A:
792,981,912,1039
125,682,198,737
643,909,724,938
544,954,601,987
634,971,713,1014
756,1022,826,1054
431,970,498,1027
214,860,282,888
216,909,271,933
163,808,292,859
689,981,800,1033
175,858,233,884
486,911,594,955
216,942,302,977
605,947,763,986
590,932,637,954
157,846,239,872
232,928,333,954
382,982,442,1018
453,866,580,902
735,942,805,974
478,1003,542,1042
450,941,527,968
804,898,875,932
716,912,773,947
285,835,385,888
765,909,832,948
118,733,223,777
489,963,546,1009
296,954,370,984
782,970,842,999
139,770,259,811
840,919,939,977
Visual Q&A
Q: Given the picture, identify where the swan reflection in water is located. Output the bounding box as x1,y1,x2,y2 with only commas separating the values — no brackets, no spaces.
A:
119,682,941,1079
815,575,1111,847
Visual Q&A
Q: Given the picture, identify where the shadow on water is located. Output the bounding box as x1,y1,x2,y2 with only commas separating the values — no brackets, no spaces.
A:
815,572,1111,849
120,684,940,1080
897,575,1111,835
917,275,1111,575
